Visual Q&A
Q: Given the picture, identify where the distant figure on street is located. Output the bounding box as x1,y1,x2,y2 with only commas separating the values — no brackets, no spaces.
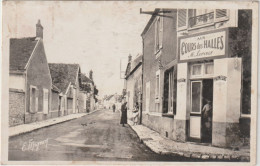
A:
201,100,212,142
112,104,116,113
120,101,127,127
132,102,139,125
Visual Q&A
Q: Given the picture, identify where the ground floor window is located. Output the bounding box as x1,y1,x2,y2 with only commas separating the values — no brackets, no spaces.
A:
43,89,49,114
29,85,38,113
163,67,177,115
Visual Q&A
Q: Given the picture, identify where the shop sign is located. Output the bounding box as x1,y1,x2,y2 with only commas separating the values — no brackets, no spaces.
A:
180,31,226,60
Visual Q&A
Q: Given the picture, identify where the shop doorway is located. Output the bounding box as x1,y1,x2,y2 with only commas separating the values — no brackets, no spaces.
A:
189,79,213,143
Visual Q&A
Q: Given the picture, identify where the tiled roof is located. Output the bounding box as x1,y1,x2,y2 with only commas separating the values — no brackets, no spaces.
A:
48,63,80,93
51,84,61,93
105,95,114,101
10,37,39,71
125,54,142,78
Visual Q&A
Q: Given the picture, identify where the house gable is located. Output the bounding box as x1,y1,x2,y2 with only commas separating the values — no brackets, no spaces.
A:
26,39,52,113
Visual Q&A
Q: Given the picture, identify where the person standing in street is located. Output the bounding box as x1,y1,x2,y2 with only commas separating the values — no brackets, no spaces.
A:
120,100,127,127
132,102,139,125
112,104,116,113
201,100,213,142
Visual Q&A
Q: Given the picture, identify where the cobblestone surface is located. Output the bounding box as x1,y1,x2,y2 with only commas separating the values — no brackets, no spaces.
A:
128,121,250,161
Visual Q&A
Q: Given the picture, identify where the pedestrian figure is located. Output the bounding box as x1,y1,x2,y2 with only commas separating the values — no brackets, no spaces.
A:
112,104,116,113
120,101,127,127
201,100,212,142
132,102,139,125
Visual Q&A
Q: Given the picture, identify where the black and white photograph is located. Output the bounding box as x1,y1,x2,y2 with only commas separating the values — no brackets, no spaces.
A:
1,1,258,165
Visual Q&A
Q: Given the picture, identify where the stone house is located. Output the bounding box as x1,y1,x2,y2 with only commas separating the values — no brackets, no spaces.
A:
80,73,95,112
9,20,53,126
124,54,142,123
48,63,81,115
141,9,178,139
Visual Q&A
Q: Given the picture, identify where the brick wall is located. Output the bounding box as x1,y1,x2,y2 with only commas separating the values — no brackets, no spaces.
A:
9,90,25,127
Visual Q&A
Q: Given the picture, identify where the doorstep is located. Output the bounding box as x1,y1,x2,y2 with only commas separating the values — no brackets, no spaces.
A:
128,121,250,161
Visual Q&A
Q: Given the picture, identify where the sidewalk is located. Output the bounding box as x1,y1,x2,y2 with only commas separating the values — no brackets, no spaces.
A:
128,121,250,161
9,110,98,137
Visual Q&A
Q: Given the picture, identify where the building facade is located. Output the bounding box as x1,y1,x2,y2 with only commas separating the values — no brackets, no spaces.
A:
9,20,53,126
141,9,178,139
140,9,251,148
48,63,82,115
175,9,252,147
124,54,142,123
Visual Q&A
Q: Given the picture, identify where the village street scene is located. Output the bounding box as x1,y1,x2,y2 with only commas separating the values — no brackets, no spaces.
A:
5,1,253,163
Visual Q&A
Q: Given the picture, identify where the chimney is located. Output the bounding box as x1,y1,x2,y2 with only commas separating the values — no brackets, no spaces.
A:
36,19,43,39
128,54,132,62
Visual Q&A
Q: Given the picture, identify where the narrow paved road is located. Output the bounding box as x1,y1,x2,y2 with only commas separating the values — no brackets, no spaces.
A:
9,109,193,161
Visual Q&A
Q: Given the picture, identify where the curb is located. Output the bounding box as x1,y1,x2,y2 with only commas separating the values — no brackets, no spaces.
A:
9,109,99,137
128,123,250,161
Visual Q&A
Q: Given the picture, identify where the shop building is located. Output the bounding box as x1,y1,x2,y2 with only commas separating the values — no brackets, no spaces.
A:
175,9,252,147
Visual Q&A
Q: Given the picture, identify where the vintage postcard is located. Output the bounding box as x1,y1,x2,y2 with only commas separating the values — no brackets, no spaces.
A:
1,1,258,165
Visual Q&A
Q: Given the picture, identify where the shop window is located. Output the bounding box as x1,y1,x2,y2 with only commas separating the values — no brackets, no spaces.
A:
192,64,202,76
29,85,38,113
191,62,214,78
163,67,177,115
155,16,163,56
205,63,214,75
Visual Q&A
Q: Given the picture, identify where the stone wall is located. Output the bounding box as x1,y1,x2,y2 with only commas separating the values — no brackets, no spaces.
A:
142,114,175,140
51,91,59,111
9,90,25,127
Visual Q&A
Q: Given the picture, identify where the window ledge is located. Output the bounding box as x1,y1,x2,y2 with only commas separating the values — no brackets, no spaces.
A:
240,114,251,118
162,113,174,118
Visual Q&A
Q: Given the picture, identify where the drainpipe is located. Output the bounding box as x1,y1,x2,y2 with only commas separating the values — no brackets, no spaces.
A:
140,36,144,125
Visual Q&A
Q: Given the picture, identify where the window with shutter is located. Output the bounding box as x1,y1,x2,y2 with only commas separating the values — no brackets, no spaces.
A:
178,9,187,30
216,9,227,18
155,70,160,100
43,89,49,114
155,16,163,54
35,88,39,112
215,9,229,22
29,86,37,113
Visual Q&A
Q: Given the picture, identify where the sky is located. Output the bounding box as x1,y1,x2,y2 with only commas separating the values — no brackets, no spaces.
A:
3,1,155,98
3,1,249,98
